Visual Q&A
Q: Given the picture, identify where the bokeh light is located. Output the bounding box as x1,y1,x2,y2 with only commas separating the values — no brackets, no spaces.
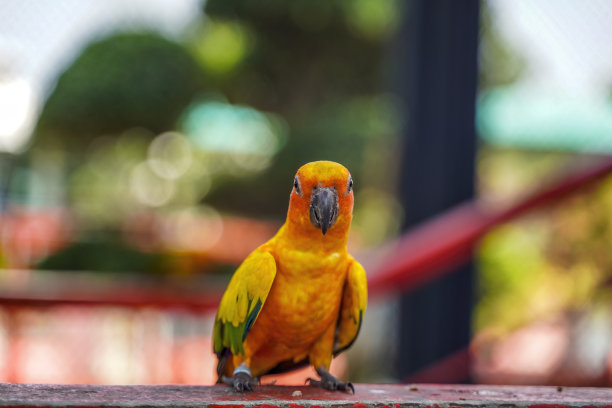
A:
148,132,193,180
0,77,36,153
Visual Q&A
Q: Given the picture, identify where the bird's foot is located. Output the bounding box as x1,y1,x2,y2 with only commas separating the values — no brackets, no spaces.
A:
222,372,259,392
306,366,354,394
221,364,259,392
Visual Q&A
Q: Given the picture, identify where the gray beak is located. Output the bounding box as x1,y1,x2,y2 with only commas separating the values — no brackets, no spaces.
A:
309,187,339,235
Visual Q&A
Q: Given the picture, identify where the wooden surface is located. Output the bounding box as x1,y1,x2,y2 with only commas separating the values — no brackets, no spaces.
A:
1,383,612,407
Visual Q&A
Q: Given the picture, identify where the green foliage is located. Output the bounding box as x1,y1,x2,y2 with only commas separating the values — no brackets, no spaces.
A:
200,0,390,110
476,149,612,333
67,130,214,228
479,3,526,90
476,222,551,331
35,32,205,150
190,19,253,75
23,0,408,276
204,96,401,217
37,238,167,273
193,0,402,217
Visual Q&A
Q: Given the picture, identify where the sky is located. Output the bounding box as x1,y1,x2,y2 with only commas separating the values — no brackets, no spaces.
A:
0,0,202,153
491,0,612,97
483,0,612,153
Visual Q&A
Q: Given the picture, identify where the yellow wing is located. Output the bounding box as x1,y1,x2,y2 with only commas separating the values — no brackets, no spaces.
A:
334,258,367,354
213,248,276,357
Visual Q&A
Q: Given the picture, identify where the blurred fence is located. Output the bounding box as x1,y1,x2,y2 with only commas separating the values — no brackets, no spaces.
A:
2,156,612,385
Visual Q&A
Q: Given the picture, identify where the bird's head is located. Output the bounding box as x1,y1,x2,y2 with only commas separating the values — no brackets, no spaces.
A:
286,161,354,239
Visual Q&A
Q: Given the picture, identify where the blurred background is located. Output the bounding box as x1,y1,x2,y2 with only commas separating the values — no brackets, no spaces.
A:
2,0,612,387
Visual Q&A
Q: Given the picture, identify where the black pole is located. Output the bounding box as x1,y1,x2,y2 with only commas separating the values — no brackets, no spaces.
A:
393,0,479,382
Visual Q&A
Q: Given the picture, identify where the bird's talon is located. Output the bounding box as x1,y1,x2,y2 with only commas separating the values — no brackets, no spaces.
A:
305,377,319,386
229,372,258,392
307,377,353,393
338,381,355,394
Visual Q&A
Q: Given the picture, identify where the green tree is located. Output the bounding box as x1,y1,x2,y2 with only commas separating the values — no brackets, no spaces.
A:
193,0,403,217
35,32,205,151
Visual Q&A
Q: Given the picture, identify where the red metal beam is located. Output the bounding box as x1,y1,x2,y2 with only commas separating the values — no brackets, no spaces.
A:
367,157,612,297
0,288,222,312
0,270,222,312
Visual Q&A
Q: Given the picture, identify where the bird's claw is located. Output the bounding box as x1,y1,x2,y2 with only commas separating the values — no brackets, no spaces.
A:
222,372,259,392
306,376,354,394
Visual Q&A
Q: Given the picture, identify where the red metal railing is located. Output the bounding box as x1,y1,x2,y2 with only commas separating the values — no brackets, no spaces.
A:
369,157,612,297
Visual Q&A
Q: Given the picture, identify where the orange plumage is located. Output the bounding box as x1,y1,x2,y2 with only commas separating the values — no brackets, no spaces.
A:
213,161,367,391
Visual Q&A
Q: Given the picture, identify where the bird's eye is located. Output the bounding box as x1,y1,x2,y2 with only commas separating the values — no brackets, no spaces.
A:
293,177,301,195
347,176,353,194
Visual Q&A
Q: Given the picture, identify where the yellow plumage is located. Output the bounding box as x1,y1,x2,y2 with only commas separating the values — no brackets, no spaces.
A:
213,161,367,390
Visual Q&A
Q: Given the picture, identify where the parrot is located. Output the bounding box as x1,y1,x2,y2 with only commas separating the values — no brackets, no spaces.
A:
213,160,367,393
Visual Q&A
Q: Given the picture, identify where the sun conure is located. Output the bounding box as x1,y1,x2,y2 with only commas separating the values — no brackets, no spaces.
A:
213,161,367,393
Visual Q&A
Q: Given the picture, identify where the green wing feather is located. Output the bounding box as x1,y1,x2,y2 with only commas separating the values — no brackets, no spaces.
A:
334,259,367,354
213,249,276,356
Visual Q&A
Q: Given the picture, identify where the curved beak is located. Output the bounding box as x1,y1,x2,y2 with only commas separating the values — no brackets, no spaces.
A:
309,187,339,235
